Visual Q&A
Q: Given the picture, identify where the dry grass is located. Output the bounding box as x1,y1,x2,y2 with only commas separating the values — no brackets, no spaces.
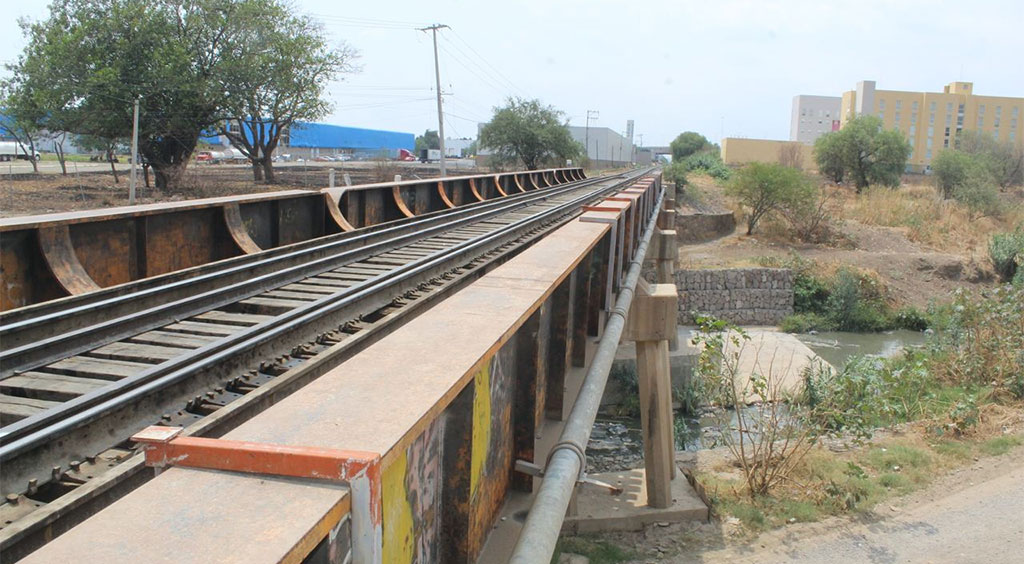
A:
840,182,1024,254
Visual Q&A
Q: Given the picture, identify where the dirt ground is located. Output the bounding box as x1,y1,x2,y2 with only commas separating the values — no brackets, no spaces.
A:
675,176,1010,308
0,161,472,218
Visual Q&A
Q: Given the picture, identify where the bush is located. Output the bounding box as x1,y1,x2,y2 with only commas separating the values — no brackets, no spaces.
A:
988,227,1024,283
952,168,1001,218
727,162,815,235
932,149,975,199
928,285,1024,398
683,151,731,180
780,312,831,333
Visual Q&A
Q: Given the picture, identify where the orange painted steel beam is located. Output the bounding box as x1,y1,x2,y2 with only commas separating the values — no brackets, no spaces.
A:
391,186,416,218
469,177,486,201
493,174,508,196
437,181,457,208
36,224,102,295
133,426,383,563
223,204,264,254
513,174,526,192
325,191,358,232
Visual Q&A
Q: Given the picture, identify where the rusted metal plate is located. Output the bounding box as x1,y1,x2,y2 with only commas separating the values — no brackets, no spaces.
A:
17,467,351,564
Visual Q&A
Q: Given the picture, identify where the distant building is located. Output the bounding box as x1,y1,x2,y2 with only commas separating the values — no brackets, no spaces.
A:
790,95,841,145
206,121,414,160
841,80,1024,172
566,126,635,166
443,137,475,158
721,138,814,169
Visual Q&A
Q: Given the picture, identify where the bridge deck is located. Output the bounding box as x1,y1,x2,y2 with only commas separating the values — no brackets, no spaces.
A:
18,187,639,563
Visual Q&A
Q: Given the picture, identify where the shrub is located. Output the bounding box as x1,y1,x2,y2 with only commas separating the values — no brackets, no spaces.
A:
691,317,816,497
932,149,974,199
726,162,815,235
683,151,731,180
780,312,832,333
929,285,1024,398
988,227,1024,283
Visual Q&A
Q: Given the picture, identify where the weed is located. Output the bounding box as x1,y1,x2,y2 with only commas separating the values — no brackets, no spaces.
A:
691,317,816,497
979,435,1023,456
553,537,636,564
988,227,1024,283
876,472,912,492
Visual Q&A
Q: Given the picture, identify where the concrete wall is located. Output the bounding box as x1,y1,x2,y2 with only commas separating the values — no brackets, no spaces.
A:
720,138,815,169
674,210,735,244
676,268,793,326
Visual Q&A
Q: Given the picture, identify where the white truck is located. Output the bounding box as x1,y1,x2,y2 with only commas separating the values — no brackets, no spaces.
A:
0,140,41,162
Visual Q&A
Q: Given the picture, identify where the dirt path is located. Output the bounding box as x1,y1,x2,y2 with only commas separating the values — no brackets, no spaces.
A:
652,441,1024,563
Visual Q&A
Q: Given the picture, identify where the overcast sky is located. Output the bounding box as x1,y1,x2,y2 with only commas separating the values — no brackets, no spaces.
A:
2,0,1022,146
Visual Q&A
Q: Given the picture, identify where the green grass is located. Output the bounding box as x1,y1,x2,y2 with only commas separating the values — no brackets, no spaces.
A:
552,536,636,564
38,153,97,162
979,435,1023,456
932,440,974,461
864,445,932,473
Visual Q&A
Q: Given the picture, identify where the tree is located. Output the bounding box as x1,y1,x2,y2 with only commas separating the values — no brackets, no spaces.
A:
218,1,356,183
11,0,286,190
726,162,816,235
932,149,976,199
76,134,125,183
414,130,439,153
670,131,711,161
479,98,581,170
813,132,845,184
956,130,1024,190
813,116,911,192
0,81,42,173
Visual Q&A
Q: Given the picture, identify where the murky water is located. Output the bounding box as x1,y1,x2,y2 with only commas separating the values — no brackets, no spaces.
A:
588,406,769,472
796,330,929,368
588,331,930,472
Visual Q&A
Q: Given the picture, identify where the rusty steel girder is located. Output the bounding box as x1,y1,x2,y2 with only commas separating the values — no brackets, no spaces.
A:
0,168,584,312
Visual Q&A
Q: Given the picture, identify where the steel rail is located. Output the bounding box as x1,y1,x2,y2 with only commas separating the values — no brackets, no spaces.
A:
510,184,665,564
0,170,652,462
0,174,616,376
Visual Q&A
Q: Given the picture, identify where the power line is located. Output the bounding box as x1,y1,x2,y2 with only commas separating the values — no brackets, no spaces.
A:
449,30,530,99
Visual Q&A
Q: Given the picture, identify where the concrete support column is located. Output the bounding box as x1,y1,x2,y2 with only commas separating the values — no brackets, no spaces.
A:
624,280,678,508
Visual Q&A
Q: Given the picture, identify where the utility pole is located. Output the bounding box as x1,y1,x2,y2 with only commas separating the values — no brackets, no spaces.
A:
420,23,449,178
585,110,599,161
129,96,140,205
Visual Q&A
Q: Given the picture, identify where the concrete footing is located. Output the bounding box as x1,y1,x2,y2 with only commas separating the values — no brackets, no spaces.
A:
562,468,709,534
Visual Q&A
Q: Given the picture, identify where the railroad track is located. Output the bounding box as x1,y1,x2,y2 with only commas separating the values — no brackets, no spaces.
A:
0,168,652,561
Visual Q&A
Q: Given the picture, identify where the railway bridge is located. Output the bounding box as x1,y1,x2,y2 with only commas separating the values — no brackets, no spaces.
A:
0,167,691,563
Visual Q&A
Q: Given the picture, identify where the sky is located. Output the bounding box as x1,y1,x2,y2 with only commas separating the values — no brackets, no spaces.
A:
2,0,1023,147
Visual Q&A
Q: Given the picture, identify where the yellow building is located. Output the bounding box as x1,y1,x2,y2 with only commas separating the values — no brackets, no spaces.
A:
720,138,815,169
841,80,1024,173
